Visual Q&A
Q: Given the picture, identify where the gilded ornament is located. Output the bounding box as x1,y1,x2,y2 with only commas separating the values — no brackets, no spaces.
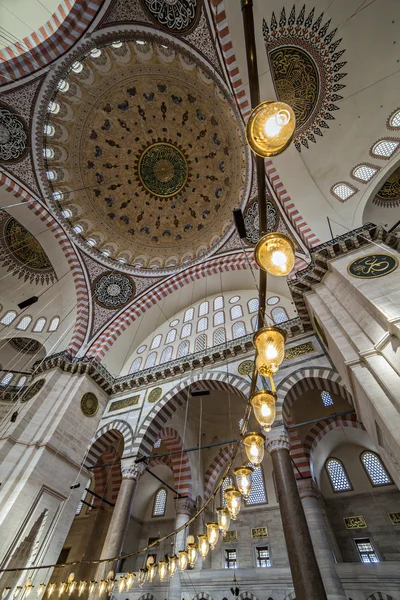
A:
20,379,45,403
9,338,42,355
141,0,199,33
0,106,28,162
148,387,163,403
238,360,254,377
222,530,237,542
348,254,398,279
284,342,315,360
81,392,99,417
373,165,400,208
243,198,277,245
388,512,400,526
138,143,188,197
251,527,268,539
109,395,140,412
93,272,135,308
343,516,367,529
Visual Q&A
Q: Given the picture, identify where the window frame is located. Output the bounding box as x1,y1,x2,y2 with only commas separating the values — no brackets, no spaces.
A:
145,351,157,369
224,548,237,569
130,357,142,374
325,457,353,493
359,450,393,487
34,317,47,332
247,298,259,314
370,138,400,160
230,304,243,320
166,329,177,344
1,311,17,325
160,346,173,364
195,333,207,353
150,334,162,350
197,317,208,333
16,315,32,331
48,316,60,332
152,487,167,517
177,340,190,358
213,327,226,346
271,306,289,324
321,390,334,407
232,321,246,339
213,295,224,311
181,323,192,339
198,301,209,317
245,464,268,507
184,308,194,323
354,537,379,563
255,545,271,568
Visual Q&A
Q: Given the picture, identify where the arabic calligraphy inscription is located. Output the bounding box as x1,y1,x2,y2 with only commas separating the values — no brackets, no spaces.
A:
348,254,398,279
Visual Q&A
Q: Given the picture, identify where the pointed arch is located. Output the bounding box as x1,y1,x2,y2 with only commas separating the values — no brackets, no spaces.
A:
159,427,192,499
238,593,260,600
204,444,233,500
367,594,397,600
191,594,215,600
84,419,134,468
138,594,158,600
303,414,366,466
284,593,296,600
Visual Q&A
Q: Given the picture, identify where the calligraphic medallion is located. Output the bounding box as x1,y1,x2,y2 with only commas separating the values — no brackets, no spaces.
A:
388,512,400,526
238,360,254,377
21,378,45,403
138,143,188,198
109,395,140,412
251,526,268,539
343,515,367,529
81,392,99,417
348,254,398,279
148,387,163,403
222,530,237,542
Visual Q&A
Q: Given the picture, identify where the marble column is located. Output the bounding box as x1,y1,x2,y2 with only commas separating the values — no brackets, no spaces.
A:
298,479,347,600
91,460,143,597
265,426,327,600
169,498,193,600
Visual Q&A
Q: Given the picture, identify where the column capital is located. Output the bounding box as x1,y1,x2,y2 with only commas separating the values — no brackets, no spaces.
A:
175,497,195,516
297,477,320,500
120,459,144,481
265,425,290,454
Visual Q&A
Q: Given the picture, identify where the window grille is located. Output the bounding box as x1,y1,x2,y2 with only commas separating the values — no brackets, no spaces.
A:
352,165,377,182
321,391,334,406
372,139,399,158
184,308,194,322
17,376,27,388
151,334,162,349
170,319,179,327
389,110,400,128
361,451,392,486
355,538,379,563
271,307,289,324
197,317,208,332
326,458,352,492
154,439,161,449
251,315,258,332
177,341,190,358
137,344,147,354
232,321,246,338
229,295,240,304
256,546,271,567
43,148,54,159
1,373,13,386
1,311,17,325
130,357,142,373
230,305,243,320
267,296,279,306
195,334,207,352
71,61,83,73
248,298,259,314
221,476,233,507
246,465,267,505
213,311,225,326
16,316,32,330
160,346,173,364
213,327,226,346
214,296,224,310
224,549,237,569
145,352,157,368
34,318,46,332
44,124,55,136
152,489,167,516
76,479,92,515
332,183,357,201
181,323,192,338
199,301,209,316
166,329,177,343
46,170,56,181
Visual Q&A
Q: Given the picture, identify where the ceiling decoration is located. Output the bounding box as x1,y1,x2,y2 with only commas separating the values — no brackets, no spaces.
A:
9,338,43,355
44,39,247,273
373,166,400,208
243,198,277,246
0,213,57,285
93,272,135,309
263,5,347,151
140,0,200,33
0,105,28,162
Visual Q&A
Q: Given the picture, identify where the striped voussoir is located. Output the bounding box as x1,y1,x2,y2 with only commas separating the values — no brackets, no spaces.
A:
287,415,311,479
0,173,89,355
147,455,172,470
0,0,103,84
303,414,366,465
191,594,215,600
284,593,296,600
367,594,396,600
210,0,320,250
86,251,252,360
91,446,122,506
159,427,192,499
84,420,134,469
131,372,249,461
204,444,233,500
138,594,158,600
276,367,352,423
238,593,260,600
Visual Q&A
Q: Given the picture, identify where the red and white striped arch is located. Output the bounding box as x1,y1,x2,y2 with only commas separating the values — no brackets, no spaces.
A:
91,446,122,506
159,427,192,499
85,419,134,467
287,415,311,480
0,0,104,85
204,444,233,500
0,173,90,354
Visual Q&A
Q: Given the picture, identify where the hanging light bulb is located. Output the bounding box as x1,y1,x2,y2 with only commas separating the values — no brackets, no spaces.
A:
246,100,295,157
168,555,178,578
138,570,147,588
23,582,34,599
77,581,86,597
186,534,195,548
98,581,107,595
106,578,115,594
243,432,265,467
255,232,295,277
47,584,56,598
224,486,242,520
13,588,22,599
88,582,96,595
66,576,76,597
187,543,198,567
205,523,219,550
233,465,254,500
216,507,230,536
158,561,168,582
250,389,276,431
178,550,189,572
148,563,157,583
197,534,209,560
2,588,11,599
117,577,126,593
58,583,67,598
254,326,286,378
126,573,135,590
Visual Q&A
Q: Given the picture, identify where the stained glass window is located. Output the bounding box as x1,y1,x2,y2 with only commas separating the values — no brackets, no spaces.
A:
232,321,246,338
177,341,190,358
246,465,267,505
197,317,208,332
225,549,237,569
321,391,334,406
152,488,167,516
145,352,157,368
130,357,142,373
166,329,176,344
195,334,207,352
248,298,259,314
271,307,289,324
361,451,392,486
214,296,224,310
213,327,226,346
230,305,243,320
181,323,192,338
160,346,173,364
151,334,162,349
355,538,379,563
326,458,352,492
256,547,271,567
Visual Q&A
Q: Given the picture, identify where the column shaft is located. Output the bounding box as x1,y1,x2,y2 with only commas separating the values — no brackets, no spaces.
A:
168,500,192,600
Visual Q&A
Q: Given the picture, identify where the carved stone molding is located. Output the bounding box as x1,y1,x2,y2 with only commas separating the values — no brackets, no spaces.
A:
121,460,145,481
175,496,195,516
297,477,320,501
265,425,290,454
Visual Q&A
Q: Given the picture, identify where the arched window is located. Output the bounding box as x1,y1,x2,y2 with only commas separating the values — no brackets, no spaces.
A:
48,101,60,114
76,478,92,515
43,148,54,160
152,488,167,516
137,344,147,354
57,79,69,93
331,182,357,202
145,352,157,369
371,139,399,158
246,465,267,505
130,357,142,373
199,301,209,316
213,311,225,326
230,305,243,320
181,323,191,338
73,224,83,234
154,439,161,449
46,170,56,181
195,334,207,352
197,317,208,332
166,329,176,344
251,315,258,332
160,346,173,364
248,298,259,314
16,316,32,330
184,308,194,322
214,296,224,310
221,476,233,507
232,321,246,338
177,341,190,358
17,376,27,388
326,458,352,492
44,124,55,136
49,316,60,332
71,61,83,73
360,451,392,486
1,311,17,325
213,327,226,346
34,318,46,332
151,334,162,349
389,109,400,128
271,307,289,324
1,373,13,386
321,391,334,407
267,296,279,306
351,164,378,183
90,48,102,58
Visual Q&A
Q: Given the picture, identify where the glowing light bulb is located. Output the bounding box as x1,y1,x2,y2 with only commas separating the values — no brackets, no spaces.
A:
261,402,271,416
57,583,66,598
117,577,126,593
187,544,198,567
2,588,11,599
98,581,107,595
88,582,96,595
14,588,22,599
265,340,278,360
158,561,168,582
47,584,56,598
126,573,135,590
77,581,86,597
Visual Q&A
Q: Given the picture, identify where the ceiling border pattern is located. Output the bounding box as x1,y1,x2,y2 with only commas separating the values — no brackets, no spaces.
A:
209,0,320,249
0,172,90,355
